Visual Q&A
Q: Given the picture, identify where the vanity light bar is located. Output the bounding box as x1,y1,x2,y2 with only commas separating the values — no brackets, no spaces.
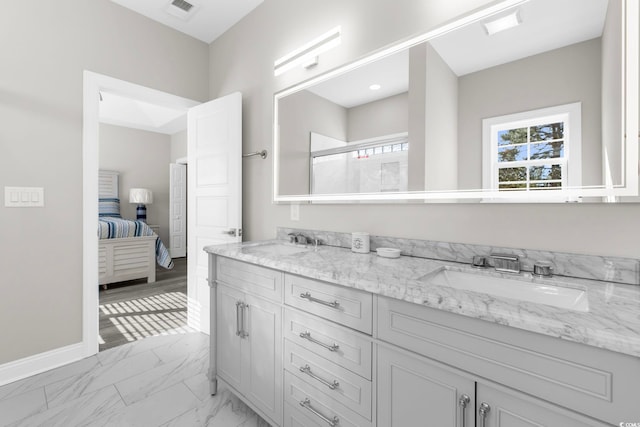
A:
274,26,342,76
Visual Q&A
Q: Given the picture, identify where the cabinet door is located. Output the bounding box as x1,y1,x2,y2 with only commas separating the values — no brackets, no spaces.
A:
243,293,283,425
378,345,475,427
216,284,244,391
476,383,609,427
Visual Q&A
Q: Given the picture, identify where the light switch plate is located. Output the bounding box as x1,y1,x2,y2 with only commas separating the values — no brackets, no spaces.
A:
290,203,300,221
4,187,44,207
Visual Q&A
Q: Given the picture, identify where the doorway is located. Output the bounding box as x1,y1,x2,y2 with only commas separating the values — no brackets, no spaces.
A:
83,71,200,356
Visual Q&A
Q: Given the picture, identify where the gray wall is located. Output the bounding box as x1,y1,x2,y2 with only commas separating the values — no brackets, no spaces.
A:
0,0,208,365
425,42,458,192
99,124,171,245
347,93,408,141
209,0,640,260
170,129,188,163
408,44,428,191
601,0,623,186
278,90,347,195
458,38,603,190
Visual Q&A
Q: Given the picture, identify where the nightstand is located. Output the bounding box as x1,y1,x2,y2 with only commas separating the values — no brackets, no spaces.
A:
148,224,160,235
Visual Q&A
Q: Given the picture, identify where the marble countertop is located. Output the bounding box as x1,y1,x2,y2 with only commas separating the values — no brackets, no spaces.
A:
205,240,640,358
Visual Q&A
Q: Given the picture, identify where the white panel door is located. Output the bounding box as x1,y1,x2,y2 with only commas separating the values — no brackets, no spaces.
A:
169,163,187,258
187,92,242,334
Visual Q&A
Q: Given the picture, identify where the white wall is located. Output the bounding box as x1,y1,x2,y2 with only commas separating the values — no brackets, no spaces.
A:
0,0,208,365
99,124,172,244
209,0,640,259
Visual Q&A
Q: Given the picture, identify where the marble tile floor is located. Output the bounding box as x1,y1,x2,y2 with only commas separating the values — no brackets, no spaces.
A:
0,333,270,427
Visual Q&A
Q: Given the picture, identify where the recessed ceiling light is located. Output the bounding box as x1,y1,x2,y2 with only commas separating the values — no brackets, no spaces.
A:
369,84,381,91
483,11,521,36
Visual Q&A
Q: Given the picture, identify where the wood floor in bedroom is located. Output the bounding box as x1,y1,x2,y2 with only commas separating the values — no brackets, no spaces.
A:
99,257,190,352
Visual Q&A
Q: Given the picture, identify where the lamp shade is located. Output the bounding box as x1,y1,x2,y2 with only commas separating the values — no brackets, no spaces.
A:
129,188,153,204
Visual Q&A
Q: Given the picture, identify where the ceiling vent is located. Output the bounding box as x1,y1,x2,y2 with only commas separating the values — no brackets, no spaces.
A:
166,0,197,20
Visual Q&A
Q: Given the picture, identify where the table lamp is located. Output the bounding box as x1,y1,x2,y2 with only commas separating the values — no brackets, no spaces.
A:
129,188,153,223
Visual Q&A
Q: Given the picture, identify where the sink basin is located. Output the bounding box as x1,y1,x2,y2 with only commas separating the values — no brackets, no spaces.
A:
421,267,589,312
245,243,311,256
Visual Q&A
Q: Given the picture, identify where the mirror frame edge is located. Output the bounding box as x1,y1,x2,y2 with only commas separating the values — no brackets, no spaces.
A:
272,0,640,204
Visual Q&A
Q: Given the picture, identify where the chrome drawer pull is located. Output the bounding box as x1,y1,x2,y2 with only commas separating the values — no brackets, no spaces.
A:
299,331,340,352
300,292,340,309
479,402,491,427
458,394,470,427
235,301,249,338
299,364,340,390
299,398,339,426
235,301,242,337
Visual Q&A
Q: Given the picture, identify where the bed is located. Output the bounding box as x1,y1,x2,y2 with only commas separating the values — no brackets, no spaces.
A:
98,170,173,288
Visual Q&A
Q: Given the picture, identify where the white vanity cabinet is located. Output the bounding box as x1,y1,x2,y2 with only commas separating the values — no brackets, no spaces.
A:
282,274,374,427
213,257,284,426
377,296,639,426
378,344,608,427
377,344,476,427
209,252,640,427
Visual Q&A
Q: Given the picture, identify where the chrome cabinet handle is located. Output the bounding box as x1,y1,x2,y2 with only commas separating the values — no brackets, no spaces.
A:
299,331,339,352
299,398,339,426
235,301,249,338
299,364,340,390
458,394,470,427
479,402,491,427
300,292,340,309
235,301,242,337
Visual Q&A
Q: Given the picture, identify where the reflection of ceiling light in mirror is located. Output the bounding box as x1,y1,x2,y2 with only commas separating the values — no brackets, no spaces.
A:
274,26,341,76
483,11,521,35
369,84,381,90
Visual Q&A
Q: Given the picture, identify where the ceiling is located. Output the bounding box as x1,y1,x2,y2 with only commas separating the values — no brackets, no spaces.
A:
303,0,609,108
429,0,609,76
99,91,189,135
110,0,263,43
307,50,410,109
102,0,265,133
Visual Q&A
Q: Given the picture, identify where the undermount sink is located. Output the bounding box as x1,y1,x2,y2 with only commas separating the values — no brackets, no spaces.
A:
245,242,311,256
420,267,589,312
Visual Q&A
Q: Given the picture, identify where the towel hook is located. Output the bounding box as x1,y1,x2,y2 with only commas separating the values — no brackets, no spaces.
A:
242,149,268,159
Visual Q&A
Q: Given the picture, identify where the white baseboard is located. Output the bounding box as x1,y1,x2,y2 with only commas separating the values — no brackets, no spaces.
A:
0,342,87,387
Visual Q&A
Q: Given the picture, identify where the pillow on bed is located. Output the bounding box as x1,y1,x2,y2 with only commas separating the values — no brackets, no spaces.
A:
99,198,122,218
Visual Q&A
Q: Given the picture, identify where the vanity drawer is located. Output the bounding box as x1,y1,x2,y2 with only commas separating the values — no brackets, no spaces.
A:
284,370,372,427
377,296,640,424
216,256,283,302
284,308,372,380
284,274,373,334
284,340,372,420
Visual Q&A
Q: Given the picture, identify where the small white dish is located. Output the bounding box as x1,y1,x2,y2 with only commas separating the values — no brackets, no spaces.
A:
377,247,401,258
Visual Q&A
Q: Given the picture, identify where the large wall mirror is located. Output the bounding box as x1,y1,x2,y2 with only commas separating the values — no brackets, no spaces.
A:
274,0,638,203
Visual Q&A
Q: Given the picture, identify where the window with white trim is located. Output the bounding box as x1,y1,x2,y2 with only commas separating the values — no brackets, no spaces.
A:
482,103,582,193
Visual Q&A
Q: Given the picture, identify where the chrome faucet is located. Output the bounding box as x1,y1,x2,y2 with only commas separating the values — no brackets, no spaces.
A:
491,253,520,274
533,262,553,277
287,232,314,246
